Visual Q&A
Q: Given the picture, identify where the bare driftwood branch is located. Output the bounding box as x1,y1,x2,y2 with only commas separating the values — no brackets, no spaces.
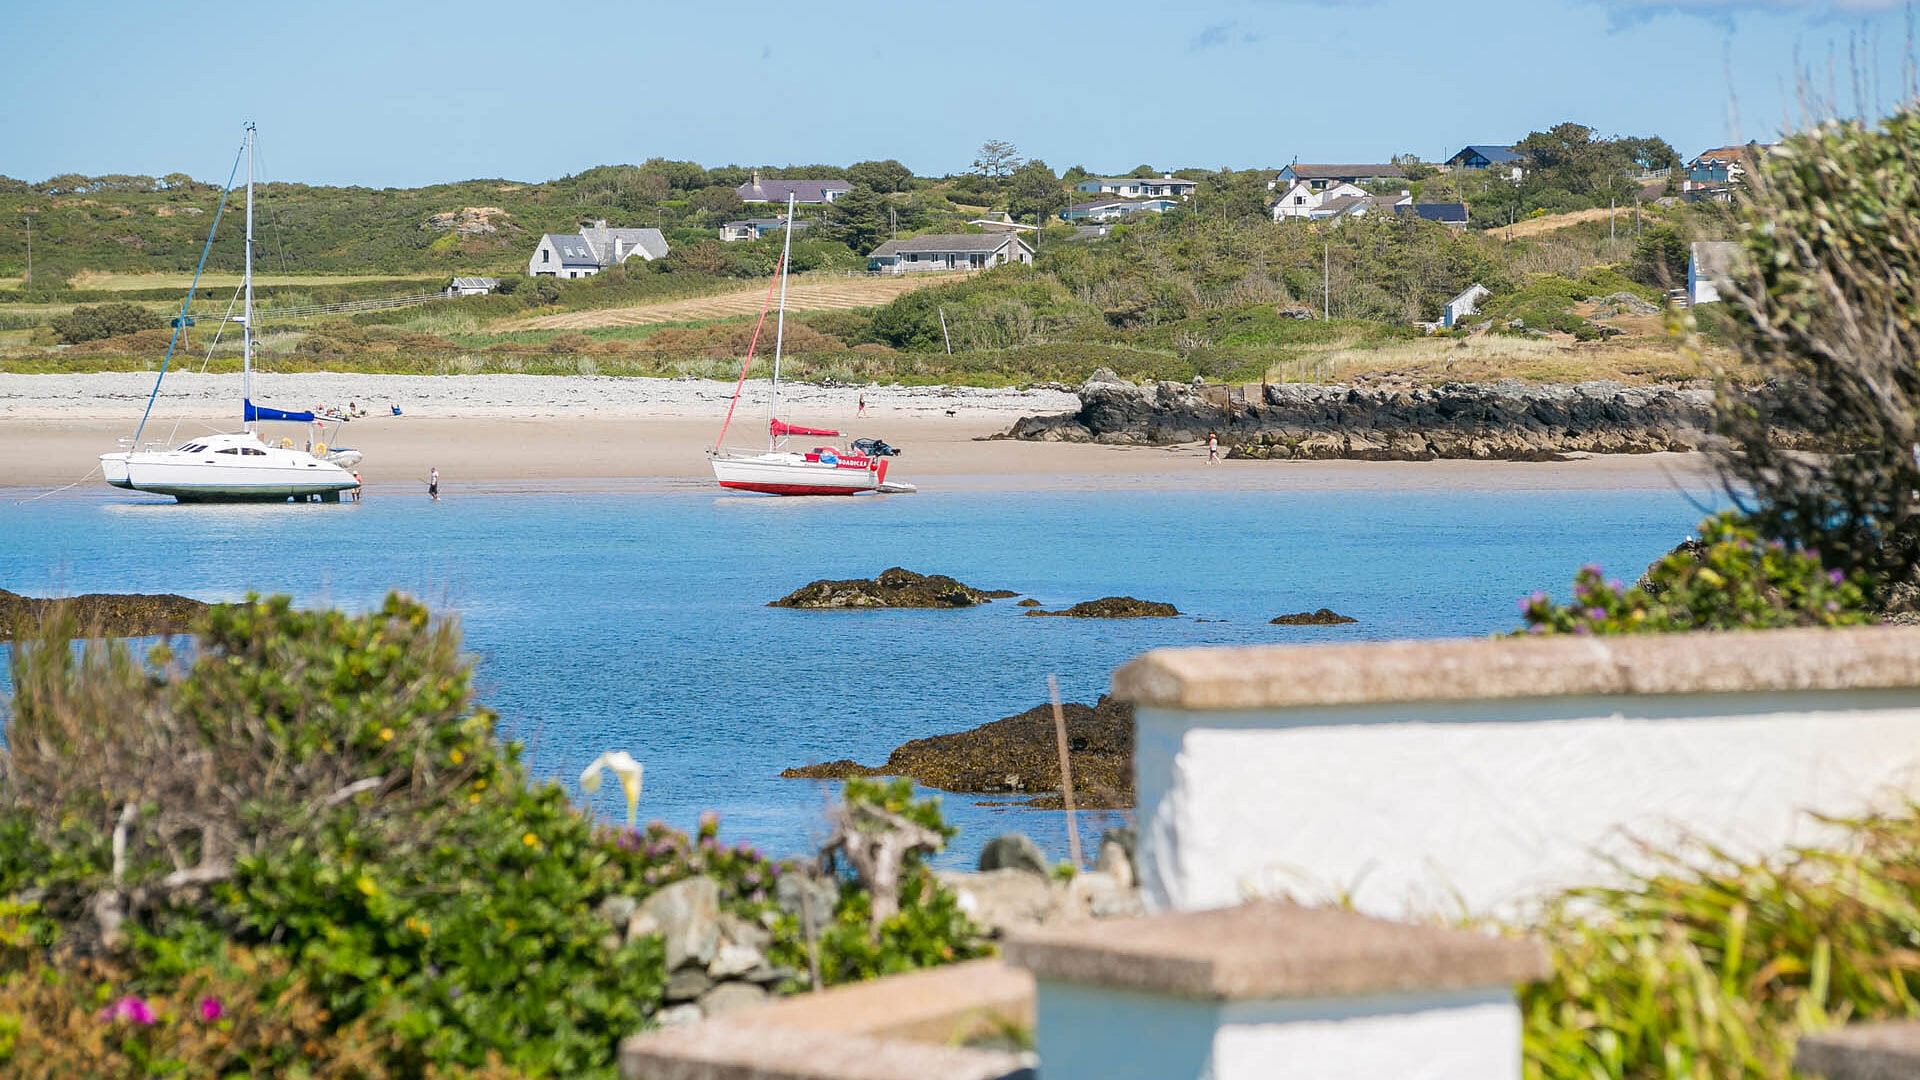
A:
821,801,943,932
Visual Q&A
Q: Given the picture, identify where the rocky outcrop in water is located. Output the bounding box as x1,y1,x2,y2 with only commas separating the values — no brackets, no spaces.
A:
782,695,1136,808
1024,597,1179,618
998,370,1716,461
0,588,208,640
1271,608,1358,625
769,568,999,609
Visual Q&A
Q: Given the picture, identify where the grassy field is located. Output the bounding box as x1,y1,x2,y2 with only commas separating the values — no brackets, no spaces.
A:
501,274,950,331
64,270,444,291
1503,207,1628,238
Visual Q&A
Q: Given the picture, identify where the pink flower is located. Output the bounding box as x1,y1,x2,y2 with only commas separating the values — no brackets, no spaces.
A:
198,996,224,1022
102,995,157,1025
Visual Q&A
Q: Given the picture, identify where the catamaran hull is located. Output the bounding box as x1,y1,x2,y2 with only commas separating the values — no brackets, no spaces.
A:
711,454,885,496
100,452,357,502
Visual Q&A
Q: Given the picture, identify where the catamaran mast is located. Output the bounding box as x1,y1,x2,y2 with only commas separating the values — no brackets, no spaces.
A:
769,192,795,450
242,121,255,431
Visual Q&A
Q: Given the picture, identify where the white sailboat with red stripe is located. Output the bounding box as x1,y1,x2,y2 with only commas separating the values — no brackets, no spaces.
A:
708,195,914,497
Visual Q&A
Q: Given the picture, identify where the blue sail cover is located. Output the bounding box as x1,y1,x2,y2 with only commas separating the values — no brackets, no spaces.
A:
244,399,316,423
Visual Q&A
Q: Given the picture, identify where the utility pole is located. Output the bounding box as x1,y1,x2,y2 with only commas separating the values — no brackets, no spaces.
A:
1322,243,1330,321
22,215,30,288
1609,195,1617,254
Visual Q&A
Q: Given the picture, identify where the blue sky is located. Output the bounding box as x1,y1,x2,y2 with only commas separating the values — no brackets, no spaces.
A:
3,0,1913,187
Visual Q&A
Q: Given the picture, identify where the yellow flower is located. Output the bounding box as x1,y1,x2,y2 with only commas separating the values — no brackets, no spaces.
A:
357,876,379,897
522,832,541,849
1696,568,1725,587
469,793,482,805
378,727,395,743
449,749,464,765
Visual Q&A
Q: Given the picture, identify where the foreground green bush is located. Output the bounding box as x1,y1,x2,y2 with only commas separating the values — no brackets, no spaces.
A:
1518,513,1871,634
0,595,980,1076
1524,804,1920,1078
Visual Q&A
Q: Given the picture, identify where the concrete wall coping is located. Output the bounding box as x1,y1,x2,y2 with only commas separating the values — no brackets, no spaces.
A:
619,960,1034,1080
621,1024,1031,1080
1113,627,1920,711
1000,901,1550,1002
1795,1020,1920,1079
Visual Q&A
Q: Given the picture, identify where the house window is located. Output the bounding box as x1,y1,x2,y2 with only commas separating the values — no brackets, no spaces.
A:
542,249,550,263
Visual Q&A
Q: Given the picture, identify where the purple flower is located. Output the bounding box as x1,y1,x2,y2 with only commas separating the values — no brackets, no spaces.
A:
1526,624,1546,635
1572,623,1592,635
1829,569,1845,584
1586,607,1607,621
1607,579,1623,592
1581,564,1603,576
102,995,156,1025
198,997,224,1022
1825,600,1841,613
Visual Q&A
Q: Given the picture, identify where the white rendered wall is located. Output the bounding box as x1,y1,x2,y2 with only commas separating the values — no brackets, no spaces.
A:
1033,983,1520,1080
1135,690,1920,916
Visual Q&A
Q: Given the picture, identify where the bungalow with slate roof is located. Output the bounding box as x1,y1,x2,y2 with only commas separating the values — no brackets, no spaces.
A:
1268,163,1407,192
1400,202,1470,227
1072,174,1199,200
1060,197,1182,223
527,220,669,278
446,276,500,297
867,234,1034,274
1445,145,1525,180
734,171,852,205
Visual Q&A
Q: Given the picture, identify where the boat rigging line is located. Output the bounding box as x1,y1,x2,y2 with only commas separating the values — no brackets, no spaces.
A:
712,253,785,452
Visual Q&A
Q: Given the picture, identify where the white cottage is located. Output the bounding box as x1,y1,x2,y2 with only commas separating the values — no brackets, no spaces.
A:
1269,179,1367,221
867,233,1034,274
527,220,669,278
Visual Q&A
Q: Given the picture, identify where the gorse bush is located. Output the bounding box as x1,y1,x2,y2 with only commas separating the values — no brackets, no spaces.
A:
0,595,985,1076
1710,102,1920,596
1518,513,1871,634
49,301,163,343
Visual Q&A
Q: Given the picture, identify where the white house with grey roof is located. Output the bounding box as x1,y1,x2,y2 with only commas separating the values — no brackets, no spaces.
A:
867,233,1034,274
527,220,669,278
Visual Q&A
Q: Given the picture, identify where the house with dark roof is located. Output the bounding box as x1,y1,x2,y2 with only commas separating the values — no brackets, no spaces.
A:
1073,174,1199,200
867,234,1034,274
1399,202,1470,227
1269,163,1407,192
1060,197,1181,223
1445,145,1525,179
527,220,669,278
734,171,852,205
718,217,810,243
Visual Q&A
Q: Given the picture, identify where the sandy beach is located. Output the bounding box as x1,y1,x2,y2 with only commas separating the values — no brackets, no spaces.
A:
0,372,1719,494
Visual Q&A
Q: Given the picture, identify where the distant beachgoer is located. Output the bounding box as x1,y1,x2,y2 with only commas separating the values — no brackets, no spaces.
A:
1207,432,1220,464
351,471,363,501
428,467,440,501
858,393,867,416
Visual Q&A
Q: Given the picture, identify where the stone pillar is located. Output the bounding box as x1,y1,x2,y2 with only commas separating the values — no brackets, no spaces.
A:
1003,901,1549,1080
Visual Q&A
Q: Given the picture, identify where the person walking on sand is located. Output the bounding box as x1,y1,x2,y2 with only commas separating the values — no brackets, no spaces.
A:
428,467,440,501
857,392,867,417
1207,431,1221,464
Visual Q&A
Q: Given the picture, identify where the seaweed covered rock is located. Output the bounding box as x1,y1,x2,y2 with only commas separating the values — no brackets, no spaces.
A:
1270,608,1358,626
1025,596,1179,618
0,587,208,640
768,568,997,609
781,696,1136,808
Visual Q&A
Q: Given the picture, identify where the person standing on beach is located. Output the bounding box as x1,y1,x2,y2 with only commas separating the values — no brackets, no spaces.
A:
1207,431,1221,464
857,392,867,417
428,467,440,501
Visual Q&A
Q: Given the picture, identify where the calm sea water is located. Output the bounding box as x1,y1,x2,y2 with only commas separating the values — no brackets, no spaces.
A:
1,477,1714,865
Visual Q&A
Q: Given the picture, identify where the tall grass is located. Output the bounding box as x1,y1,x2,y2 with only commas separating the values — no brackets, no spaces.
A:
1523,807,1920,1078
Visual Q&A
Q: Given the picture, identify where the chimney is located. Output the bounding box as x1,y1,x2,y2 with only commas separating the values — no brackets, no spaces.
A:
752,169,761,188
614,237,625,261
593,219,608,230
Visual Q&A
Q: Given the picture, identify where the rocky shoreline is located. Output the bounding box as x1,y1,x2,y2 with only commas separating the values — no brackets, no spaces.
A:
0,588,208,640
997,370,1716,461
783,696,1136,809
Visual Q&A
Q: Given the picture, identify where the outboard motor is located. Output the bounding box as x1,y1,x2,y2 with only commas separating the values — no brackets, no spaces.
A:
852,438,901,457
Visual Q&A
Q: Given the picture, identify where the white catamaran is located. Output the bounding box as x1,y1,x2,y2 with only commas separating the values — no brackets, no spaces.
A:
100,123,361,503
708,195,913,496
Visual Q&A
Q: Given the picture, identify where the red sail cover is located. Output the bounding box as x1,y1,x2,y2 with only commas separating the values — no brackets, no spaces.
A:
770,419,840,438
